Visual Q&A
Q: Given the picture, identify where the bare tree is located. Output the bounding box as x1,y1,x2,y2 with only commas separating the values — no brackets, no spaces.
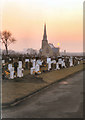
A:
1,30,16,55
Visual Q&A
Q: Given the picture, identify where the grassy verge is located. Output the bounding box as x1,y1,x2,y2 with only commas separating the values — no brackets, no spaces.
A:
2,63,84,105
40,64,84,83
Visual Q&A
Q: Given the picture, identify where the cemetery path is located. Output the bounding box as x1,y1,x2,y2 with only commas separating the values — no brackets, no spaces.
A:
2,70,83,118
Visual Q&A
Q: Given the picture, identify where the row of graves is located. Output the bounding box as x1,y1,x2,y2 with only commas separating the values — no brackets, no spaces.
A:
2,56,83,80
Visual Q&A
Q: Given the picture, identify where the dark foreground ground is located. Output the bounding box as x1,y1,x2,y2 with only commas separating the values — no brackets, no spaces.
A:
2,70,83,118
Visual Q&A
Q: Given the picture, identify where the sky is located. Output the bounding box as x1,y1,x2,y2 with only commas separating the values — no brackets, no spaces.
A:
0,0,84,52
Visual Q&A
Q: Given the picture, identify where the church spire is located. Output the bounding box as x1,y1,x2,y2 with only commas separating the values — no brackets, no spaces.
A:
43,23,47,40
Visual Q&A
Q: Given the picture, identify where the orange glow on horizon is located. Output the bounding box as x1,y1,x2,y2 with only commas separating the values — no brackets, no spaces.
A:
1,0,83,52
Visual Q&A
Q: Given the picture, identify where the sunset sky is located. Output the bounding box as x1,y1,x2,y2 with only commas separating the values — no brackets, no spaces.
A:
1,0,84,52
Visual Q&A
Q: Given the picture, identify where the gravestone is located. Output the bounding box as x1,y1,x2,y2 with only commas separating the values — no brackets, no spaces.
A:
25,59,29,62
8,64,14,79
37,60,42,66
47,58,51,64
10,67,14,79
18,61,22,68
8,64,12,71
17,61,23,77
48,61,51,71
69,57,73,67
2,60,5,64
17,67,24,77
56,62,60,70
62,59,66,68
35,64,40,72
30,67,35,75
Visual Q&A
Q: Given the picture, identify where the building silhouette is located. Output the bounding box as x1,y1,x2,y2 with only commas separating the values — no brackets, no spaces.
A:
40,24,60,57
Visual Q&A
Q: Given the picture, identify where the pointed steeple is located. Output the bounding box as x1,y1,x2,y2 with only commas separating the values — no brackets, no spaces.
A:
43,23,47,40
42,23,48,49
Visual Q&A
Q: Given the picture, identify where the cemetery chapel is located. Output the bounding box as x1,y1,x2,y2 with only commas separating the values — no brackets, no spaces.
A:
40,24,60,57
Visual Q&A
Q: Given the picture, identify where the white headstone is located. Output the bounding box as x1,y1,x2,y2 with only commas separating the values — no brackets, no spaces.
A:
37,60,42,66
2,60,5,64
58,58,62,64
8,64,12,71
30,67,35,75
69,57,73,67
62,60,66,68
25,59,29,62
56,62,60,70
35,64,40,72
47,58,51,63
78,61,80,64
33,59,36,68
10,67,14,79
9,58,11,61
18,61,22,68
48,62,51,71
17,67,24,77
51,60,56,64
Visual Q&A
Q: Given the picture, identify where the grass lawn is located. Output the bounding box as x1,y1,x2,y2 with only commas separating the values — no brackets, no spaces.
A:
2,63,84,104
